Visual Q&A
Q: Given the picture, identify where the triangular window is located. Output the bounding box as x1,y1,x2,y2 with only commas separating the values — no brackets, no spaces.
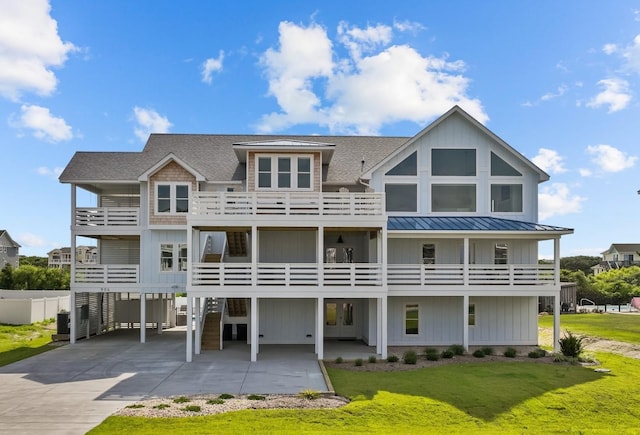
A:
491,152,521,176
386,151,417,176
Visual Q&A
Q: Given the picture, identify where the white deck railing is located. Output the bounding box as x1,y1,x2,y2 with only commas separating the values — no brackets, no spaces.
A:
191,192,384,217
192,263,383,286
192,263,554,287
74,264,139,284
75,207,140,227
387,264,555,286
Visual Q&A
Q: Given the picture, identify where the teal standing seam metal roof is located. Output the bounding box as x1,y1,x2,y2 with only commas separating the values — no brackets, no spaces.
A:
387,216,573,233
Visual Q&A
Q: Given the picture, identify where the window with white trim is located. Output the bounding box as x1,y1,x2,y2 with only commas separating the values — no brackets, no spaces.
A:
156,183,190,214
468,303,476,326
405,303,419,335
422,243,435,264
494,243,508,265
256,155,313,190
160,243,187,272
491,184,523,212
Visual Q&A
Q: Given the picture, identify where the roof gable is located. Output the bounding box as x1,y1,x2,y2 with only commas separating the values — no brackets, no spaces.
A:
232,139,336,163
0,230,21,248
138,153,206,182
363,105,549,183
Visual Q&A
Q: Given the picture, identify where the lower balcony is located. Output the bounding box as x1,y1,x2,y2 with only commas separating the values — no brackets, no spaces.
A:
74,264,139,284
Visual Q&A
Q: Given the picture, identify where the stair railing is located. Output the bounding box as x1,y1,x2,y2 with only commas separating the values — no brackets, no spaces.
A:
219,298,226,350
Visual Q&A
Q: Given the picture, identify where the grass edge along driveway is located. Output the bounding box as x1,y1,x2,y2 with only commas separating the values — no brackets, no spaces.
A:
89,352,640,434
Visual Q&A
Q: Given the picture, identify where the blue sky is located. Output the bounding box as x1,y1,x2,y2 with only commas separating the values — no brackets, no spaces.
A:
1,0,639,259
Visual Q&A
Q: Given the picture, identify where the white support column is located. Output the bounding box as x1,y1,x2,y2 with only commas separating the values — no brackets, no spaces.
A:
554,237,561,286
157,293,163,335
250,296,258,362
376,298,382,354
463,294,469,351
316,297,324,359
186,294,193,362
381,227,388,287
380,296,388,359
463,238,470,286
70,290,76,344
317,226,324,286
140,292,146,343
195,297,201,355
251,225,258,285
553,293,561,353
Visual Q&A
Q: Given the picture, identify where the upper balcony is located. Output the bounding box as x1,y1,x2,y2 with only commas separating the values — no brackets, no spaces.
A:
73,207,140,233
189,192,385,225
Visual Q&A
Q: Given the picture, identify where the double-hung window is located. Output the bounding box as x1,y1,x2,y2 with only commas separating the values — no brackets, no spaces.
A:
256,155,312,190
156,183,190,214
160,243,187,272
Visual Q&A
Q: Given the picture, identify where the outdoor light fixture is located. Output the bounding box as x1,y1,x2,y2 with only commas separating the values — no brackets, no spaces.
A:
337,235,344,244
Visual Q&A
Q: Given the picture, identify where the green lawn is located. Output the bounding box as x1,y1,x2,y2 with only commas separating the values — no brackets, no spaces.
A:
539,313,640,344
0,320,56,367
90,353,640,434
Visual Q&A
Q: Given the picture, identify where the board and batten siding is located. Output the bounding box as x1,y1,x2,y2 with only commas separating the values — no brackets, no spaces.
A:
469,296,538,345
387,296,538,346
258,298,315,344
139,229,187,284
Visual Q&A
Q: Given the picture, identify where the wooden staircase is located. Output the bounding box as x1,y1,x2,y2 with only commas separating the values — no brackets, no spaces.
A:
201,312,222,350
226,231,248,257
203,253,221,263
227,298,247,317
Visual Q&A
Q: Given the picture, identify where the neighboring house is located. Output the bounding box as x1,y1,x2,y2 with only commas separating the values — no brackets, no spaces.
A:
0,230,20,269
59,106,573,362
592,243,640,275
48,246,97,269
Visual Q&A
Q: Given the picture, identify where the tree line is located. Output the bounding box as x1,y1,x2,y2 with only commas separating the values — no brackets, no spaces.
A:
0,264,70,290
560,256,640,305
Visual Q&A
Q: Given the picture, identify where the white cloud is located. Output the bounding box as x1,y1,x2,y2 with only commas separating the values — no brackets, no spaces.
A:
586,78,631,112
202,50,224,84
0,0,77,100
531,148,566,174
133,107,172,142
257,20,487,135
586,144,637,172
540,85,568,101
393,19,426,34
579,168,592,177
10,104,73,142
538,183,585,220
619,34,640,74
37,166,63,179
602,43,618,55
17,232,47,248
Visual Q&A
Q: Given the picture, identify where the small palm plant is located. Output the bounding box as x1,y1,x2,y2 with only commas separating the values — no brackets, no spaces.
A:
559,330,584,358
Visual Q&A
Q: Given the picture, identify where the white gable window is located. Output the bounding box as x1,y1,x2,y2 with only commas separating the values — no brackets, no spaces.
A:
491,152,522,176
156,183,190,214
256,155,313,190
160,243,187,272
432,149,476,176
491,184,522,212
385,184,417,212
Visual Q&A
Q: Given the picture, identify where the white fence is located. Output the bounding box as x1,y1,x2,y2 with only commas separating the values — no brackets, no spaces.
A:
0,290,70,325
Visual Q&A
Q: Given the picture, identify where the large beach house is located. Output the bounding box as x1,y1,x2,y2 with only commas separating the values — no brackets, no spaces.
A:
59,106,572,362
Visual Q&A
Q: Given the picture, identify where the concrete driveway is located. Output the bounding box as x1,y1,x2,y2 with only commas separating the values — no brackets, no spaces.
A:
0,329,328,435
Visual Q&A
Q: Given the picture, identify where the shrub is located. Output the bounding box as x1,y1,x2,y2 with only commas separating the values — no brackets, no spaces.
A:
528,348,546,359
424,348,440,361
503,347,517,358
387,355,399,363
472,349,486,358
481,347,494,356
368,355,377,363
218,393,234,399
334,356,343,364
182,405,201,412
354,358,363,367
153,403,170,410
125,404,144,409
441,349,454,359
403,350,418,364
299,389,320,400
448,344,465,355
248,394,265,401
207,398,225,405
559,330,584,358
173,396,191,404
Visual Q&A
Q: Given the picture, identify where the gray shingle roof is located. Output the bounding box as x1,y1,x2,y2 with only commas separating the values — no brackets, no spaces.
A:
59,134,408,184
